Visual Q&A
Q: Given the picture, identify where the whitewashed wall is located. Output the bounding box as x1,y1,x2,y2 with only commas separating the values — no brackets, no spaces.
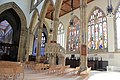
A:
59,0,120,67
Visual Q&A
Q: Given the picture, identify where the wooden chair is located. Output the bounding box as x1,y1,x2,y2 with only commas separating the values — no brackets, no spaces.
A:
80,67,91,76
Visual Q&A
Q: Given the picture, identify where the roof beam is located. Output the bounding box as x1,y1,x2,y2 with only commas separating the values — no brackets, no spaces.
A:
61,8,68,13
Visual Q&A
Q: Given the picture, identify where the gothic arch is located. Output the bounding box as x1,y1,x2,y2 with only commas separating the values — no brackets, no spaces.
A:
32,20,49,36
52,0,63,41
88,6,106,22
114,1,120,15
114,1,120,50
0,2,27,30
0,2,27,61
67,15,80,53
43,20,49,33
87,6,108,51
30,8,39,32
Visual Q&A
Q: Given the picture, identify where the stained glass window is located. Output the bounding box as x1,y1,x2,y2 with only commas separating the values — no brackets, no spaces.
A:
32,32,46,56
0,20,13,43
88,7,108,51
67,15,80,52
41,32,46,56
57,22,65,48
116,5,120,49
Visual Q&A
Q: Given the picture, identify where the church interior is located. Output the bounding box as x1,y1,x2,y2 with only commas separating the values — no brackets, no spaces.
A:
0,0,120,80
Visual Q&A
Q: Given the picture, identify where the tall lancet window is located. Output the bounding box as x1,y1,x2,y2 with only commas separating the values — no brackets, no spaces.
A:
67,15,80,52
88,7,108,51
41,32,46,56
57,22,65,48
115,5,120,49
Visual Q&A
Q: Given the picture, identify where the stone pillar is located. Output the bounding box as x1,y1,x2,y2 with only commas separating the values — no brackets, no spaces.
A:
36,26,42,62
35,0,50,63
25,28,30,62
51,0,63,65
79,0,88,72
53,18,59,41
28,33,34,55
17,29,27,62
25,29,35,62
107,17,115,52
52,0,63,41
26,8,39,62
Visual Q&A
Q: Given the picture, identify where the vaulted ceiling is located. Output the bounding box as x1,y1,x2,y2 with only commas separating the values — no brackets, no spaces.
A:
45,0,94,19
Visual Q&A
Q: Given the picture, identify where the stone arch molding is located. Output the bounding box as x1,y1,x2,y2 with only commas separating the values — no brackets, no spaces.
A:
0,2,27,29
0,2,27,61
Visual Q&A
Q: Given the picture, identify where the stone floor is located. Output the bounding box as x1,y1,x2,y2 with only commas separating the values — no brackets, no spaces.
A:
22,70,120,80
23,68,90,80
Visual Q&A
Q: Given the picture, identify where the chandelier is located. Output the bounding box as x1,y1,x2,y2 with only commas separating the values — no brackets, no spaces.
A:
107,0,114,17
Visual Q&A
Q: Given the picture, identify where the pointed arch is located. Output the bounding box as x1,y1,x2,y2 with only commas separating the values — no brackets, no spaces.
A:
57,22,65,48
67,15,80,53
0,2,27,30
30,8,39,32
114,1,120,50
113,1,120,15
52,0,63,41
0,2,27,61
87,6,108,52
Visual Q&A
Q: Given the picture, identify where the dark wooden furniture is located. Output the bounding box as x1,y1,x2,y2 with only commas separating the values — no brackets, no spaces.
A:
65,57,80,68
88,57,108,71
65,56,108,71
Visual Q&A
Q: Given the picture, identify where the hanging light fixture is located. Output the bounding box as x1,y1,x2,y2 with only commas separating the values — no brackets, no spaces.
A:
50,12,53,33
107,0,114,17
70,0,74,27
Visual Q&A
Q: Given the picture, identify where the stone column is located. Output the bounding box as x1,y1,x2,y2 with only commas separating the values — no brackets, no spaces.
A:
25,28,30,62
79,0,88,72
52,0,63,41
36,26,42,62
53,18,59,41
26,29,35,62
28,33,34,55
17,29,27,62
36,0,50,63
107,17,115,52
26,8,39,62
49,0,63,65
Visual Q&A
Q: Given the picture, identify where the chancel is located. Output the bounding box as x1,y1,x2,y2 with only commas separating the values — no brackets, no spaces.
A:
0,0,120,80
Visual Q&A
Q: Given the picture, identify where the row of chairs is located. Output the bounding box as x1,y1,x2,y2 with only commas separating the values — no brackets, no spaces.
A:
0,61,24,80
24,62,71,75
42,65,70,75
24,61,91,77
32,63,50,73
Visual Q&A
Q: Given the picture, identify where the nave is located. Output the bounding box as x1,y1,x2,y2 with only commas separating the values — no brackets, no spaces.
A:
1,61,120,80
19,67,120,80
